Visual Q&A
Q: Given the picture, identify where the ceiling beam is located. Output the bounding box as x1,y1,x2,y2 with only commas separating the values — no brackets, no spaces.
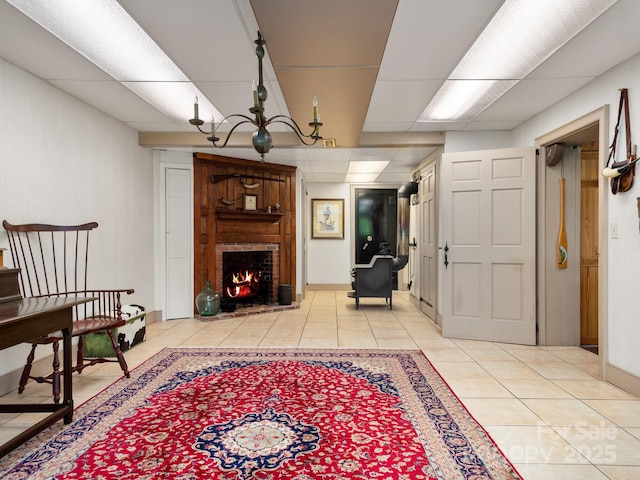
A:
138,131,444,149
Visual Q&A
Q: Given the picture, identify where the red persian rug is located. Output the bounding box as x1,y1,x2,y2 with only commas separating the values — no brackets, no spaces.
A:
0,348,521,479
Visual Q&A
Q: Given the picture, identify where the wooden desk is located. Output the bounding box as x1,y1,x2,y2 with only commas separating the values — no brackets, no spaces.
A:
0,296,91,458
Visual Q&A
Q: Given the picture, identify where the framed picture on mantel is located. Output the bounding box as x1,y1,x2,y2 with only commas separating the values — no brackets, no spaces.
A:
311,198,344,239
243,194,257,211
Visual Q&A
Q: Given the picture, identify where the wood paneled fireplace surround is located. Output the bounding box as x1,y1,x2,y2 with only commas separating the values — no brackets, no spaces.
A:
193,152,296,314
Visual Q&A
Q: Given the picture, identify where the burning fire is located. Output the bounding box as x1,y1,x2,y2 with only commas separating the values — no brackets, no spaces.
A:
225,269,261,298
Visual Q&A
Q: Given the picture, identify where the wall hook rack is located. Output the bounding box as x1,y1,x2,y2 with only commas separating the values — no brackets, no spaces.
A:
210,173,286,184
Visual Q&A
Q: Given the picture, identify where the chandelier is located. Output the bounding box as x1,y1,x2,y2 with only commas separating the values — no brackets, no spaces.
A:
189,32,323,161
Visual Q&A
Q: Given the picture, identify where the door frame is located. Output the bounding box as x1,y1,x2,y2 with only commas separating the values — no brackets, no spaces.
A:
301,176,308,299
535,106,608,376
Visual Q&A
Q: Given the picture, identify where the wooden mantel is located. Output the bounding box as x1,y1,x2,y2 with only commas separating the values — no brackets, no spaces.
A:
193,152,296,309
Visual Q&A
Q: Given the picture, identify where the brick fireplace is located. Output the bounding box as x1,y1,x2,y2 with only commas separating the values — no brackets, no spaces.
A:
216,243,280,305
193,153,296,313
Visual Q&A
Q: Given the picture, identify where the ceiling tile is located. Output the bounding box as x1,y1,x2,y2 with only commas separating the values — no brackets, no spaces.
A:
366,79,443,124
377,0,503,81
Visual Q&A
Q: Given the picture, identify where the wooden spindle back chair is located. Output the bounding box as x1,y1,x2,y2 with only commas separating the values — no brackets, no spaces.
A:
2,220,134,402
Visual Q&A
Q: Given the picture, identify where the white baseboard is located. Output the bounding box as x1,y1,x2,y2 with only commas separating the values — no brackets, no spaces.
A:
306,284,351,291
605,362,640,399
0,351,59,397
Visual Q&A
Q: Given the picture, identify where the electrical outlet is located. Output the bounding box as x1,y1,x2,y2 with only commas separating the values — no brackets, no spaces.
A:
610,223,618,239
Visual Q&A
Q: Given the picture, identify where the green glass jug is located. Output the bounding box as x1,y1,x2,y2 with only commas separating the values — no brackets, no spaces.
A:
195,280,220,316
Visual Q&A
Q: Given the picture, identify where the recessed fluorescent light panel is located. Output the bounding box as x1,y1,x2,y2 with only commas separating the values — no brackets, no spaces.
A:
421,80,517,122
7,0,224,123
345,173,381,183
345,161,390,183
419,0,618,122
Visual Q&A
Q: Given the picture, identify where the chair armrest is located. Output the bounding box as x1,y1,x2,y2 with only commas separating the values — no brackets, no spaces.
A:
35,289,135,321
353,255,394,270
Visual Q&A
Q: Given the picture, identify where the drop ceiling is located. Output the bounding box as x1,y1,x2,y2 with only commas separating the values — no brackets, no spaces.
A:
1,0,639,182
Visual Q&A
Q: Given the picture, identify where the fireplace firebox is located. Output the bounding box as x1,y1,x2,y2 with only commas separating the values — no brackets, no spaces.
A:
222,250,273,305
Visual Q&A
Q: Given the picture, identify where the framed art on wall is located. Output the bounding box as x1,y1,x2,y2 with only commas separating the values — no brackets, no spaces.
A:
311,198,344,239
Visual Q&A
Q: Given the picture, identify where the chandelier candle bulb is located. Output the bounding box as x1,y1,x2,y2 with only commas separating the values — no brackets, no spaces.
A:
313,96,318,122
193,96,199,120
252,80,259,107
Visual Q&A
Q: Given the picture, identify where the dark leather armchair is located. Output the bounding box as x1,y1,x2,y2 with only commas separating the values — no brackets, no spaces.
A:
348,255,394,309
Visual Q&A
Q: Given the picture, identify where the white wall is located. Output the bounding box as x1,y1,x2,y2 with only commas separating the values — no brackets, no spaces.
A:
430,53,640,385
511,53,640,379
444,130,512,153
305,181,414,288
306,183,352,284
0,59,154,380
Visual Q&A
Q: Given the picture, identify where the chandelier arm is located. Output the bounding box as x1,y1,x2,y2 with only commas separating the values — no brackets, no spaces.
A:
268,121,321,146
194,123,210,135
219,113,258,125
267,116,322,142
192,113,257,135
210,118,258,148
265,115,310,136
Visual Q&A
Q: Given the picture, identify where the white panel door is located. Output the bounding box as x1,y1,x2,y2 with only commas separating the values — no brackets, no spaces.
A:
441,147,536,345
165,168,192,319
420,164,437,321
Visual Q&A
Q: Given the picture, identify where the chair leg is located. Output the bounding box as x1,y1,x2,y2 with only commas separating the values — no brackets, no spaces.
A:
18,344,37,394
51,340,61,404
106,328,130,378
76,335,85,374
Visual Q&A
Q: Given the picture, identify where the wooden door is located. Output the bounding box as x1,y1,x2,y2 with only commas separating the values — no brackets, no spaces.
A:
580,141,599,345
441,147,536,345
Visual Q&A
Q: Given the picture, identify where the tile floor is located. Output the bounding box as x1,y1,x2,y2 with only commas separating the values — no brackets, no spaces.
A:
2,290,640,479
